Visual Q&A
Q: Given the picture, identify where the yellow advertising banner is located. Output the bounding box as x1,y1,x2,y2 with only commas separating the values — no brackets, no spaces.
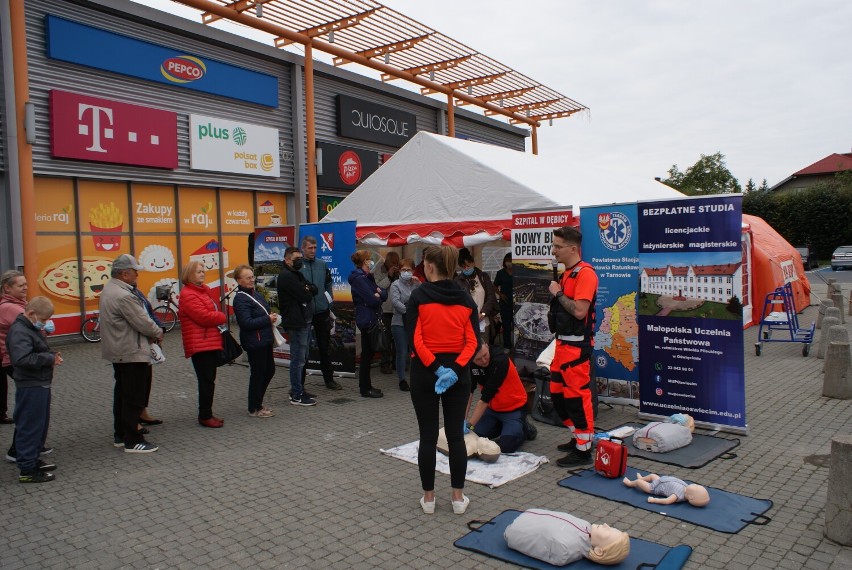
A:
179,187,216,232
78,181,129,254
219,189,255,231
135,234,179,305
34,178,76,233
255,192,287,227
131,184,176,233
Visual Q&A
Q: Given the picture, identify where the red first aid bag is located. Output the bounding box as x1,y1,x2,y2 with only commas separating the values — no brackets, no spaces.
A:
594,437,628,478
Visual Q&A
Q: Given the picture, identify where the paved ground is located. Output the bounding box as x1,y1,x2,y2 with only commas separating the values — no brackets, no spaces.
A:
2,281,852,569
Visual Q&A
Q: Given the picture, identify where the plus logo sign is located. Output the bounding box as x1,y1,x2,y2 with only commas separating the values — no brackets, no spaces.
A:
51,90,177,169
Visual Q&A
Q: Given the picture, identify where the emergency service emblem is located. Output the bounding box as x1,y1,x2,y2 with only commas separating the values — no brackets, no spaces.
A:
598,211,631,252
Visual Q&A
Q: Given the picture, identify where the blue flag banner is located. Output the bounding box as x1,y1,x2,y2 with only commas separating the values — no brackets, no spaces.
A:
580,204,640,404
298,221,357,375
637,195,745,432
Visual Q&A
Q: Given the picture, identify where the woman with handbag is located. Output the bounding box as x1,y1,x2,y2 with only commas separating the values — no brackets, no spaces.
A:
232,265,279,418
178,260,228,428
348,250,387,399
405,245,480,515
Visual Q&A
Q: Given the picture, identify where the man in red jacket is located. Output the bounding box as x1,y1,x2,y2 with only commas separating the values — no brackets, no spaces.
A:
467,344,529,453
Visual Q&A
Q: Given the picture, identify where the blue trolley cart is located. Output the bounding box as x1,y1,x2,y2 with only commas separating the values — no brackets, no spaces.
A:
755,282,814,356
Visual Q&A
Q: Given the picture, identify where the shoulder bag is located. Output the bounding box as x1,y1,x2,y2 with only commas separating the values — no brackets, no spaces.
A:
239,291,285,347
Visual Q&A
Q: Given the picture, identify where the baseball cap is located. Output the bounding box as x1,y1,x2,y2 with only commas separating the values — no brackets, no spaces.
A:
112,254,143,271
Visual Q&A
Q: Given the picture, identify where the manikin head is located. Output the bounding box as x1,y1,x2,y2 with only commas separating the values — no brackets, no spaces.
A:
684,484,710,507
587,523,630,565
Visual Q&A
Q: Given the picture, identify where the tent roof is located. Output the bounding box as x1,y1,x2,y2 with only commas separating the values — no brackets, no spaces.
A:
324,131,683,245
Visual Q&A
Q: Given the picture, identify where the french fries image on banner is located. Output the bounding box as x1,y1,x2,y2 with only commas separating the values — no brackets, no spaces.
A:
89,202,124,252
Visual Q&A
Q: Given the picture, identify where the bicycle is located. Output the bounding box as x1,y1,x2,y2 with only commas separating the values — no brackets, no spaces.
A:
80,314,101,343
153,284,179,333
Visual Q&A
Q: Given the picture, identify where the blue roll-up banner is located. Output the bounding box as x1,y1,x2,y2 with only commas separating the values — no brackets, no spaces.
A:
580,204,640,404
45,16,278,108
637,195,746,432
298,221,357,375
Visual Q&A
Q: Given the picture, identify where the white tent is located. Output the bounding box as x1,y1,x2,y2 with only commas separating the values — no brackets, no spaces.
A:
324,131,682,246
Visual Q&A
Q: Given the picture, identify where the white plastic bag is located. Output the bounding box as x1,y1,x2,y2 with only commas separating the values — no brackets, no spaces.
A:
150,343,165,365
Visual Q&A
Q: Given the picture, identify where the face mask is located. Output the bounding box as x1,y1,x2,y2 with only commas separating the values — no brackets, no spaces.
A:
292,259,304,270
44,320,56,334
401,271,413,281
462,267,476,277
34,320,47,331
368,260,375,270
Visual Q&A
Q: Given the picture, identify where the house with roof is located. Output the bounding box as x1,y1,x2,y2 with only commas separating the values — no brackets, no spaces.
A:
771,152,852,193
641,263,742,303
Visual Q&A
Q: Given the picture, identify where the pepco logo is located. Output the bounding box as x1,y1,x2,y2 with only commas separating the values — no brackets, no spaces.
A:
161,56,206,83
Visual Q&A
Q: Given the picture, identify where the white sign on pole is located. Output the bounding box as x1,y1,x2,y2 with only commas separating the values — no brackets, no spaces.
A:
189,114,279,177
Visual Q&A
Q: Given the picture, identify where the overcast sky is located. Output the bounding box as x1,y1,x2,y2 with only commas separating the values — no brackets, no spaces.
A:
136,0,851,187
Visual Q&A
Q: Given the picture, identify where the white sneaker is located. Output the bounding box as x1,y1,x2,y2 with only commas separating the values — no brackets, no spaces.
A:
420,496,435,514
452,495,469,515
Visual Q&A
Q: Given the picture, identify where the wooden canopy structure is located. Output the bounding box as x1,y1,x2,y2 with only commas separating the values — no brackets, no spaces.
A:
172,0,589,221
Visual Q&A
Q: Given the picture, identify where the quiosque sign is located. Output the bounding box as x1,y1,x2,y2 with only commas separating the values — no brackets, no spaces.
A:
336,95,417,147
189,114,279,178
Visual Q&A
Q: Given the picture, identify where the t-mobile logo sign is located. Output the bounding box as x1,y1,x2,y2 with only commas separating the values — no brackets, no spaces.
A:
77,104,162,153
50,90,177,169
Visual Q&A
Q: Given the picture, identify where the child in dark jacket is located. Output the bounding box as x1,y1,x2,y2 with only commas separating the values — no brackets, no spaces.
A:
6,297,62,483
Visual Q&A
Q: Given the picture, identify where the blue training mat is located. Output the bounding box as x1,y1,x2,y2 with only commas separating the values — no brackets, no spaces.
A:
454,509,693,570
558,467,773,534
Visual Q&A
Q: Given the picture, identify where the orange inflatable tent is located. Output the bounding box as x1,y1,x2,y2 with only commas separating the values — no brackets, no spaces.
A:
742,214,812,328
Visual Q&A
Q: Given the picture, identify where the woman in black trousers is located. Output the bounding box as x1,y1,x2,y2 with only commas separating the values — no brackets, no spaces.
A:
405,245,480,515
232,265,278,417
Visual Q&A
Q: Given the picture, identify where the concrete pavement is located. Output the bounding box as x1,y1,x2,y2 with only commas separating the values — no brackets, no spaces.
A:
1,281,851,568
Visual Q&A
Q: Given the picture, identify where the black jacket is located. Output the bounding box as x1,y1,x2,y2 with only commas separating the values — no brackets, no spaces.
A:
5,314,55,387
277,264,316,329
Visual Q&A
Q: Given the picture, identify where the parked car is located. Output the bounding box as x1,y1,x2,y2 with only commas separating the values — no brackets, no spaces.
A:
795,246,818,270
831,245,852,271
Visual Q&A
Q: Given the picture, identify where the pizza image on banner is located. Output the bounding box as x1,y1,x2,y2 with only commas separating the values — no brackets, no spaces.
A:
595,291,639,372
189,239,229,270
39,257,113,300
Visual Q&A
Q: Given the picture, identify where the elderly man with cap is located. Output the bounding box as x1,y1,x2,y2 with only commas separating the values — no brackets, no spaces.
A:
99,254,163,453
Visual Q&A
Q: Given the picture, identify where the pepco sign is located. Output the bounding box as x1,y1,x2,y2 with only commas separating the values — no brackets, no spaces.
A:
161,56,206,83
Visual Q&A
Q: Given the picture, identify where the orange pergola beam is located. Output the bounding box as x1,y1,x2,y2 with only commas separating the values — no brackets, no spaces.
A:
202,0,268,24
276,8,379,46
455,86,536,106
384,55,473,81
510,109,583,124
420,72,507,95
485,98,560,116
333,34,432,66
174,0,539,127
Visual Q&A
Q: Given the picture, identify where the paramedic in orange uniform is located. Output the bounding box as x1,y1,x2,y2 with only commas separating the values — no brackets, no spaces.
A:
468,344,528,453
547,226,598,467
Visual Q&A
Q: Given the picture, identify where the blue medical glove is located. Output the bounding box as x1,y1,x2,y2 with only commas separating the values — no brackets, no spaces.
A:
463,420,470,435
434,365,458,394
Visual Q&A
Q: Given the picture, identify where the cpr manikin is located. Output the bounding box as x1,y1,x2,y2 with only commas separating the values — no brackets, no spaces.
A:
436,427,501,463
623,472,710,506
504,508,630,565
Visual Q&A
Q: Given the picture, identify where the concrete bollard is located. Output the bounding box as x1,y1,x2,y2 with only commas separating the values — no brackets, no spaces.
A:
824,435,852,545
817,299,834,330
831,293,846,324
823,326,850,371
818,316,841,359
827,278,839,297
823,342,852,399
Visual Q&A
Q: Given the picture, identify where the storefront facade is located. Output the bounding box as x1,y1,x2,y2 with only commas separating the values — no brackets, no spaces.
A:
0,0,528,335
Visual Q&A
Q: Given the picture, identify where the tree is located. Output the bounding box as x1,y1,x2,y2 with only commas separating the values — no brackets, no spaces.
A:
758,178,769,192
745,178,756,193
662,152,742,196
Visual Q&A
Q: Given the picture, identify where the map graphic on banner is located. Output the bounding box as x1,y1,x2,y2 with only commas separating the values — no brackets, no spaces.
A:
637,195,746,432
581,204,640,403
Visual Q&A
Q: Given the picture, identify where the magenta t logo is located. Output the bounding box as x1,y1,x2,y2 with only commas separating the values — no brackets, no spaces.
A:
77,104,114,153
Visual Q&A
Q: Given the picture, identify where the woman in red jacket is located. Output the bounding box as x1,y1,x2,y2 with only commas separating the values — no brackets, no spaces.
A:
405,245,480,515
178,261,227,428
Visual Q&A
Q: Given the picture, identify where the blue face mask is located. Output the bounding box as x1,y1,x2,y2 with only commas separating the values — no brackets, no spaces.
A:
44,319,55,334
368,260,375,271
462,267,476,277
400,271,413,281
